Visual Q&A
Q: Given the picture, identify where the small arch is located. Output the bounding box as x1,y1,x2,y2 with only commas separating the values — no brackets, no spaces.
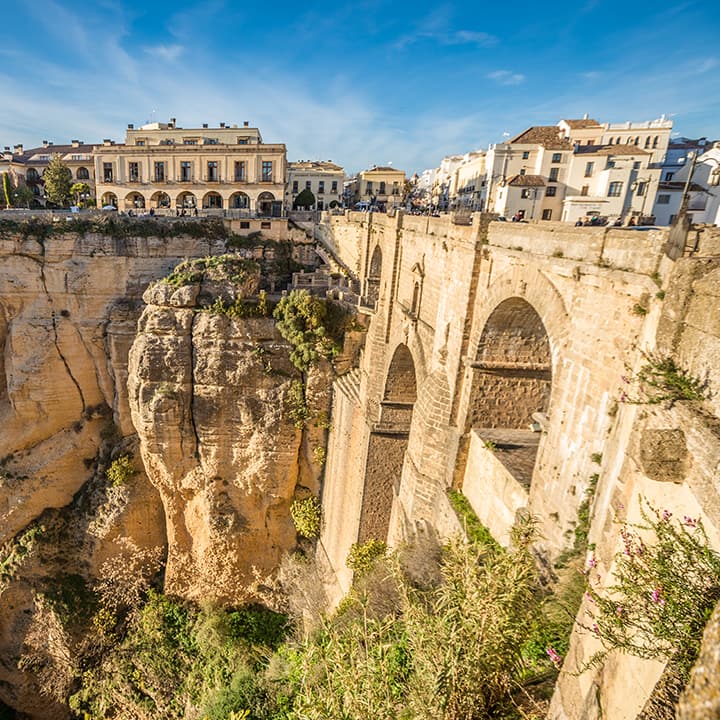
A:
366,245,382,307
101,192,117,207
176,191,197,209
653,136,659,148
229,191,250,209
202,191,223,209
76,167,90,180
26,168,40,182
644,137,651,148
150,191,171,209
257,191,275,216
124,191,145,210
634,136,640,145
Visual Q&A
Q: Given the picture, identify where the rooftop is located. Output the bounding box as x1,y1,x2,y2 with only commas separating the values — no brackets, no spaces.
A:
508,126,571,150
507,174,546,187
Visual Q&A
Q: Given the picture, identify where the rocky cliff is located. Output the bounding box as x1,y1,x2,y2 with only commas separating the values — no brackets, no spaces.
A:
0,221,330,717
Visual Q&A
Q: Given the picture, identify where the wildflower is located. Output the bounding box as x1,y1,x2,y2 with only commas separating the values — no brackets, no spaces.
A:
585,591,596,604
621,375,630,384
619,391,628,403
662,510,672,522
616,605,623,616
650,587,665,605
593,623,600,635
546,646,563,667
683,516,698,527
587,555,597,569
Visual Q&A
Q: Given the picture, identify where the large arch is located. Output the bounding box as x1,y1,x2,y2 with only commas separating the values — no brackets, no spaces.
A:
176,191,197,209
465,297,552,491
358,343,417,543
76,167,90,180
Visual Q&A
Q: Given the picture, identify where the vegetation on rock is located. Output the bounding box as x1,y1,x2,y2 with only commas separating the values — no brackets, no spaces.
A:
105,455,135,487
290,497,322,539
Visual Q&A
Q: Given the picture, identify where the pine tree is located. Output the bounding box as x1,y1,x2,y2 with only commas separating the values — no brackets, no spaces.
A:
43,155,73,207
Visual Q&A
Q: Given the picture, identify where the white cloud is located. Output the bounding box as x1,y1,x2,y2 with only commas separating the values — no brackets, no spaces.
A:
487,70,525,85
696,57,718,73
144,44,185,62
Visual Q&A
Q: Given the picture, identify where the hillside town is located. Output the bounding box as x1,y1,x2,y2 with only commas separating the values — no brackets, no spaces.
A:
2,114,719,226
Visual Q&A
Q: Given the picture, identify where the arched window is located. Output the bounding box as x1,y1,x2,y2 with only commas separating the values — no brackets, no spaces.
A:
653,136,659,148
76,167,90,180
644,137,651,148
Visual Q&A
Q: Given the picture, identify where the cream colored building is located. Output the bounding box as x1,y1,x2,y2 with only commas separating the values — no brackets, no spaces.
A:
93,119,286,214
4,140,95,205
286,161,344,211
351,166,406,208
562,144,661,224
448,151,486,211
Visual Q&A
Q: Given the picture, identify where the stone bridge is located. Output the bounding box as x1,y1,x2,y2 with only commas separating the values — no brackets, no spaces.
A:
316,211,720,610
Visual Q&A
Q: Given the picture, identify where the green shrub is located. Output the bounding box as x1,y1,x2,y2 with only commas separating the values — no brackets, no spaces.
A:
105,455,135,486
346,539,387,576
623,352,707,405
290,497,322,539
447,489,501,550
286,379,310,428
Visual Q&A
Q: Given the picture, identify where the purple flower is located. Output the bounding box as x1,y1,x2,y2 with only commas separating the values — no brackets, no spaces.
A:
619,391,628,403
621,375,630,384
593,623,600,635
651,587,665,605
662,510,672,522
546,646,563,667
588,555,597,569
683,516,698,527
616,605,623,616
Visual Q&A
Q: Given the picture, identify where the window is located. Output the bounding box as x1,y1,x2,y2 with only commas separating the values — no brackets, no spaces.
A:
552,153,562,163
240,221,250,229
580,185,589,196
522,151,530,159
633,161,641,169
331,181,338,193
205,138,218,145
636,182,647,196
103,162,113,182
634,136,640,145
608,181,623,197
237,139,248,145
587,140,595,146
519,169,526,176
180,161,191,182
644,137,651,148
627,137,633,144
584,162,594,177
76,167,90,180
305,180,312,189
261,221,271,229
665,172,674,181
235,161,246,181
548,167,559,182
261,161,273,182
392,181,400,195
545,186,557,197
183,139,198,145
154,161,165,182
542,209,552,220
606,160,616,169
207,161,218,181
27,168,40,181
292,180,298,192
318,181,325,194
160,139,174,146
520,188,532,198
657,194,671,205
379,181,386,194
653,136,659,148
136,140,145,146
366,181,373,193
128,162,139,182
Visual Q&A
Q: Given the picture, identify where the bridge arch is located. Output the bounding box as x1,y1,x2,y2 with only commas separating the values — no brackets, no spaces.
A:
358,342,418,543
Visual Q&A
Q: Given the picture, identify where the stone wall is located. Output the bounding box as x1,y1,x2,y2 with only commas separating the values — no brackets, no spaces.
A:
317,211,720,717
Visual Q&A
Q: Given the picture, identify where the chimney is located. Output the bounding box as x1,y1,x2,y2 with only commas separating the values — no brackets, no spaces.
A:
127,123,134,129
220,122,226,128
43,140,49,148
243,121,249,127
14,144,23,154
103,139,113,146
202,123,208,128
71,139,80,148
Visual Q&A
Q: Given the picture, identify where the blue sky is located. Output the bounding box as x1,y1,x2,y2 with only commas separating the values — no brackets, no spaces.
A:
1,0,718,174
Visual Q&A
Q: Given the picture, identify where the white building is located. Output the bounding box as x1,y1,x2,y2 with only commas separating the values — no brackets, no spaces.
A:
286,160,344,211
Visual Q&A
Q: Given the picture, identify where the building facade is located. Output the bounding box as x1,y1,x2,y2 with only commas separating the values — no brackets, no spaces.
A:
93,119,286,215
349,166,406,209
286,161,344,211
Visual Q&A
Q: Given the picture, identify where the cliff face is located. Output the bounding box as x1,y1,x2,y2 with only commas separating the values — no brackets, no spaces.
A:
0,226,328,717
128,271,330,603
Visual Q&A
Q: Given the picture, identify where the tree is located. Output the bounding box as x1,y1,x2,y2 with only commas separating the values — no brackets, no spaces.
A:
43,155,73,207
293,187,316,209
2,172,12,208
70,182,91,207
13,184,35,208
